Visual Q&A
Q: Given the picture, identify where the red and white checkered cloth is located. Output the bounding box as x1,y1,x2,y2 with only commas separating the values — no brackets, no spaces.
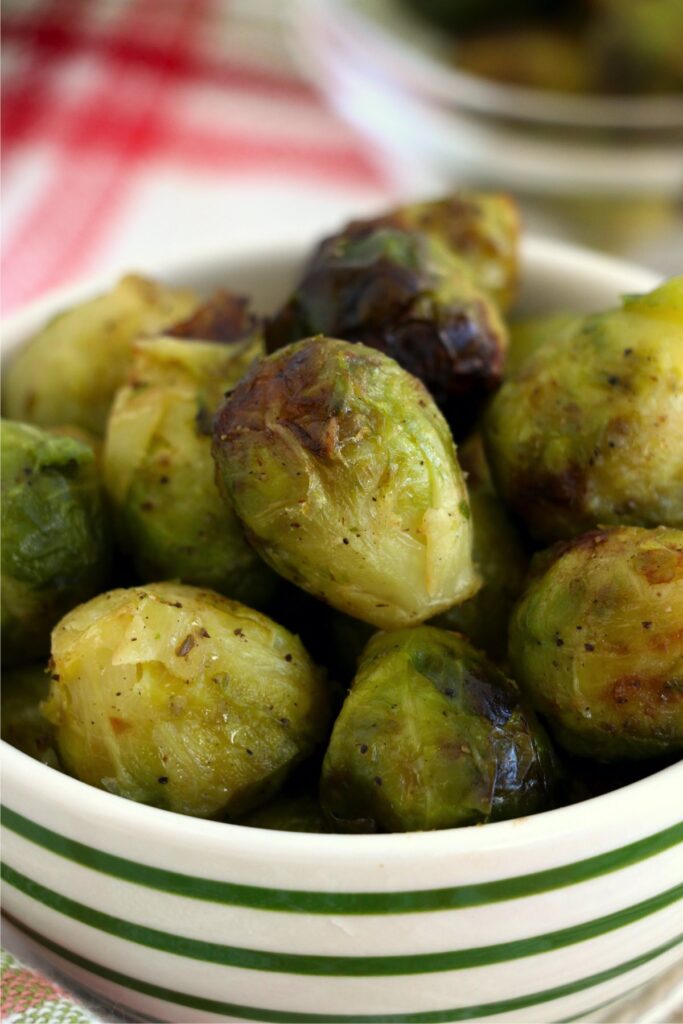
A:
1,0,399,315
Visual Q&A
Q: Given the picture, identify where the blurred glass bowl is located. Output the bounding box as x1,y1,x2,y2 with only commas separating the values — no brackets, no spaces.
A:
292,0,683,262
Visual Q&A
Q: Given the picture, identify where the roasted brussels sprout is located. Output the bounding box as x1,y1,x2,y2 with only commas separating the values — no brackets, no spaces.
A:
401,0,566,34
456,28,591,93
1,663,59,768
3,275,197,435
432,434,527,660
213,337,479,630
240,794,332,833
43,582,329,817
506,311,582,376
483,278,683,542
509,526,683,761
1,421,110,667
383,193,521,310
266,194,516,436
321,627,560,832
103,300,277,607
589,0,683,94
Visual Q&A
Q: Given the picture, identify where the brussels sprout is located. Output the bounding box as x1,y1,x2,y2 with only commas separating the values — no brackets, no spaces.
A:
507,311,582,376
43,582,329,817
455,28,591,93
1,421,110,667
375,193,521,311
589,0,683,93
400,0,567,34
1,663,59,768
321,627,560,832
240,794,332,833
266,195,515,437
3,275,198,435
509,526,683,761
483,278,683,543
213,337,479,630
432,434,527,660
103,299,276,607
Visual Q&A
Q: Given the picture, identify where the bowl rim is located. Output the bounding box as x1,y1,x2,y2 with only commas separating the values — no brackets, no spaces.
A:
3,740,682,859
311,0,683,130
1,232,678,863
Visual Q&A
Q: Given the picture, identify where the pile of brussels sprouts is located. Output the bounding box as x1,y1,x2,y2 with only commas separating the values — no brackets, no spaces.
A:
2,195,682,833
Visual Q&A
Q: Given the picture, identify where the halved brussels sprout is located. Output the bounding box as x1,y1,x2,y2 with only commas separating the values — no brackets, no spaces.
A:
266,194,516,436
103,299,276,607
432,434,527,660
3,275,198,435
1,663,59,768
44,582,329,818
509,526,683,761
321,626,560,832
484,278,683,542
213,337,479,629
1,421,110,667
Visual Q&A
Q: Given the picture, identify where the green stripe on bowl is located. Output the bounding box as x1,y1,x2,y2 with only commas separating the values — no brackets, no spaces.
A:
2,806,682,915
6,914,682,1024
2,862,681,976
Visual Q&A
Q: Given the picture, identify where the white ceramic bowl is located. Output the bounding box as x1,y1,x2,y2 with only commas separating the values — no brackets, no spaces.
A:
2,237,682,1024
293,0,683,198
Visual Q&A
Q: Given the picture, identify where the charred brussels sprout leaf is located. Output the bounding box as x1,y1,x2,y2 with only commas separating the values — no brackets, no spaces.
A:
483,278,683,542
43,582,329,818
103,304,277,607
509,526,683,761
1,663,59,768
213,337,479,630
1,421,110,667
3,275,198,435
321,626,559,832
433,434,527,661
266,194,516,437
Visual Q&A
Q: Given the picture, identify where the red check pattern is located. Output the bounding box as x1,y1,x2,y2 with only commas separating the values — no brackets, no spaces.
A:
1,0,392,313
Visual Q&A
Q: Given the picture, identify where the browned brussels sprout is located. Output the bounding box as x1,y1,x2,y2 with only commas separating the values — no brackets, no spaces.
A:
43,582,329,818
321,626,560,832
213,337,479,630
432,434,527,660
265,194,517,437
509,526,683,761
103,294,277,607
3,275,198,435
2,421,110,667
483,278,683,543
1,663,59,768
